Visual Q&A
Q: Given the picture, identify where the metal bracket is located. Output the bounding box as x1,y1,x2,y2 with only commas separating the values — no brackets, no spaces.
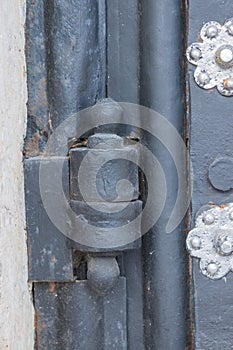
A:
187,18,233,96
186,204,233,279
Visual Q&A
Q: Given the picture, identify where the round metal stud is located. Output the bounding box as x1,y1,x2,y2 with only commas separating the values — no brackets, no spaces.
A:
206,262,218,275
190,47,202,61
220,48,233,63
219,240,232,255
224,78,233,90
198,72,210,86
215,45,233,69
206,25,218,38
203,212,215,225
190,236,201,250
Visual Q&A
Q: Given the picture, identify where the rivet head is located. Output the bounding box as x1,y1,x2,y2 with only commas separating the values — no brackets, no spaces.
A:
219,240,232,255
198,72,210,85
190,47,202,61
206,25,218,38
229,210,233,220
220,48,233,63
190,236,201,249
215,45,233,69
203,212,215,225
224,78,233,90
207,262,218,275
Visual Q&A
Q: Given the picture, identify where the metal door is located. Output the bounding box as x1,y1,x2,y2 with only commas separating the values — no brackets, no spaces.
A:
24,0,233,349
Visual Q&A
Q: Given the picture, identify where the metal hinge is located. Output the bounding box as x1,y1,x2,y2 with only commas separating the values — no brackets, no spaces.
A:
186,204,233,279
69,108,142,294
25,100,142,295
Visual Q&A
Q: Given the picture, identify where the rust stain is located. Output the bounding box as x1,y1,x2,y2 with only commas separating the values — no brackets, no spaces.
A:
37,77,48,108
34,308,38,330
36,312,48,350
24,132,40,157
49,282,56,294
224,78,229,89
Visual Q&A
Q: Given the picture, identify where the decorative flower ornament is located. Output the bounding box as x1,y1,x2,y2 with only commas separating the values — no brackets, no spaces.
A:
186,204,233,280
187,18,233,96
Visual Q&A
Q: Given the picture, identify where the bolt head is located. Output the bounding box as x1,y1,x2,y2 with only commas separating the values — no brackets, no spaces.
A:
207,262,218,275
206,25,218,38
190,47,202,61
203,212,215,225
198,72,210,86
190,236,201,249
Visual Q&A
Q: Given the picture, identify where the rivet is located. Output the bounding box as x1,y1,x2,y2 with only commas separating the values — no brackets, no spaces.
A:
190,236,201,249
206,262,218,275
219,48,233,63
198,72,210,85
229,210,233,220
224,78,233,90
203,212,215,225
220,240,232,255
190,47,202,61
206,25,218,38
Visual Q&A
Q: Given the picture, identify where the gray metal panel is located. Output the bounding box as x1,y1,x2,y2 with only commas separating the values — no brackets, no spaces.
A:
34,278,127,350
140,1,189,349
189,1,233,349
25,157,73,282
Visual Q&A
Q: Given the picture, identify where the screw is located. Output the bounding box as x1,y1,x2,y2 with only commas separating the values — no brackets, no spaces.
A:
190,47,202,61
206,262,218,275
190,236,201,249
206,25,218,38
203,212,215,225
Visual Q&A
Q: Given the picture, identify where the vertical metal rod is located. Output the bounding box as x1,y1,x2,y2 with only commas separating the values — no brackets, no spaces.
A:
140,0,189,348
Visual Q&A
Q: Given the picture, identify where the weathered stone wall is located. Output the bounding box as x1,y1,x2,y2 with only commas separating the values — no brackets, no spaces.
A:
0,0,34,349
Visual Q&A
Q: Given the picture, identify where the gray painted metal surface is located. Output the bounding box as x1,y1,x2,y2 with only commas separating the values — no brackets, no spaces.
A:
140,1,189,349
34,278,127,350
23,0,208,348
25,157,73,282
189,1,233,348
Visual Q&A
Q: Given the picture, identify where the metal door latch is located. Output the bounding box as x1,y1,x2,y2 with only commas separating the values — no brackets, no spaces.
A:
187,18,233,96
186,204,233,279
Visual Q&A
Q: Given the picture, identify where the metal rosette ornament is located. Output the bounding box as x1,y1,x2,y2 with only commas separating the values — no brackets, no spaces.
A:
187,18,233,96
186,204,233,280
